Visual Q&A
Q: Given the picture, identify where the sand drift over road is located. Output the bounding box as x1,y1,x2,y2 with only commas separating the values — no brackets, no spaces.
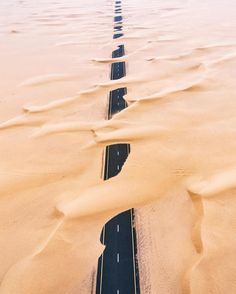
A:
0,0,236,293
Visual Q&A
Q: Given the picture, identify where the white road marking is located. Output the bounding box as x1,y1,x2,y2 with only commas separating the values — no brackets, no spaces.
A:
99,226,106,294
117,253,120,263
117,151,120,156
126,144,130,154
117,165,120,170
108,93,113,119
130,210,137,294
117,290,120,294
105,146,110,179
117,224,120,232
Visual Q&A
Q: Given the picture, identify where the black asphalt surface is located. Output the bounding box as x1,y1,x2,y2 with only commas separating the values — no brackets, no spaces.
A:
114,15,123,22
113,33,124,39
114,25,123,31
96,1,140,294
96,210,138,294
108,88,127,119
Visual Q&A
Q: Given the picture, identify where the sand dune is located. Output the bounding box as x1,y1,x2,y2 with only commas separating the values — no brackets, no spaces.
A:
1,0,236,293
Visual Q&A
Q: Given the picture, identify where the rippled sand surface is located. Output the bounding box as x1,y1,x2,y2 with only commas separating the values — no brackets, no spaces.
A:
1,0,236,293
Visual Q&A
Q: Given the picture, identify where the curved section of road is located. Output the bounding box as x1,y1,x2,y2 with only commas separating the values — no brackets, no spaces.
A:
95,1,140,294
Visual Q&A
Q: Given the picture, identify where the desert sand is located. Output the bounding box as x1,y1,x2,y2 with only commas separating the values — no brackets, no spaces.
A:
1,0,236,293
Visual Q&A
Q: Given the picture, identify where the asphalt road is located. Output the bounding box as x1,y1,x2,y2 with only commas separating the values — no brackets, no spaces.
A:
96,209,138,294
96,1,140,293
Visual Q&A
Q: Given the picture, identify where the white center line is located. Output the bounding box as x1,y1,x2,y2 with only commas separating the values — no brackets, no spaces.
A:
117,224,120,232
117,290,120,294
117,253,120,263
117,151,120,156
117,165,120,170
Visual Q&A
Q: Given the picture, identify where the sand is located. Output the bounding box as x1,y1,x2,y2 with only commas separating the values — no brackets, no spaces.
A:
1,0,236,293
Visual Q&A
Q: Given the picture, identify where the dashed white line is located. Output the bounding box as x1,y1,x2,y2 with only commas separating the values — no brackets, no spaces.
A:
117,224,120,232
117,151,120,156
117,290,120,294
117,165,120,170
117,253,120,263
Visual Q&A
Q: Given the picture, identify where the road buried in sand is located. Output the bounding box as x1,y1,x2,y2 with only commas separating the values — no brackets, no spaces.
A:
96,1,140,293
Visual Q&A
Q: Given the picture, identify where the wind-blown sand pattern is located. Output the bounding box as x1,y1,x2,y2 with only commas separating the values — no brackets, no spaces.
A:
1,0,236,293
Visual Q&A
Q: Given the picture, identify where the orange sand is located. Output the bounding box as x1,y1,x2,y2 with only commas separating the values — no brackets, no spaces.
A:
1,0,236,293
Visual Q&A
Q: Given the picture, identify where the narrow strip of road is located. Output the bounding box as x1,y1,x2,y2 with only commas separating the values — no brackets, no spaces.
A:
96,1,140,293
